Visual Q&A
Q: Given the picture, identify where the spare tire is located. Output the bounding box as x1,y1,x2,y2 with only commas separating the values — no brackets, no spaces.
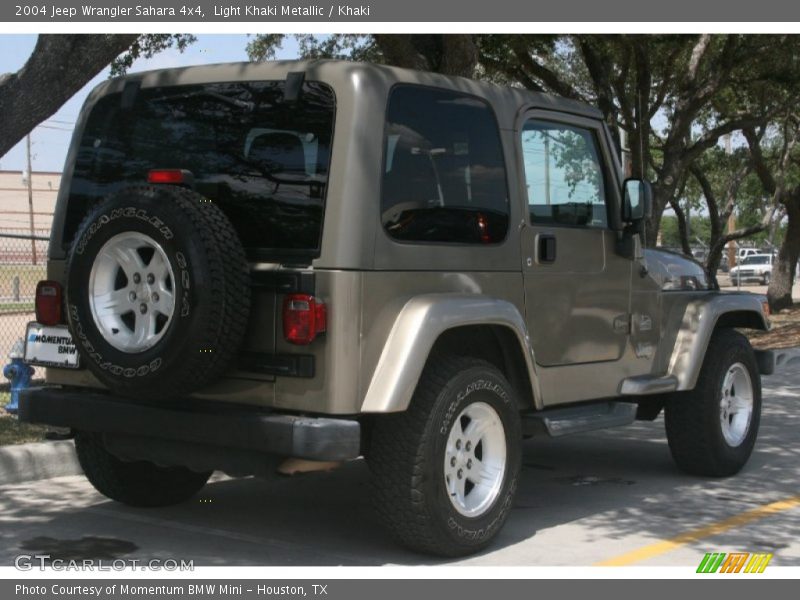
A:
65,185,250,399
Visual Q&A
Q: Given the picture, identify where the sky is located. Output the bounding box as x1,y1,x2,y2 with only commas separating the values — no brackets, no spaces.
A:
0,34,302,172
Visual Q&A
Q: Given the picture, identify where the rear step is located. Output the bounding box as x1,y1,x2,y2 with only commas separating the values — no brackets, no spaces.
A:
522,401,637,437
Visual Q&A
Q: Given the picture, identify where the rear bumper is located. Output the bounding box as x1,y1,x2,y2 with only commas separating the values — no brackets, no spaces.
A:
18,387,361,461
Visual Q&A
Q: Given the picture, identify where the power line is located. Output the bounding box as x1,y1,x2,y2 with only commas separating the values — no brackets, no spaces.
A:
37,125,73,132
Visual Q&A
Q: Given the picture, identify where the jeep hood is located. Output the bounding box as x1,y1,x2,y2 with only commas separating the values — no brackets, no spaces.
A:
644,249,713,291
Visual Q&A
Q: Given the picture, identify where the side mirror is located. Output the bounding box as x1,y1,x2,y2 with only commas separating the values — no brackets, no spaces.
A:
622,178,653,222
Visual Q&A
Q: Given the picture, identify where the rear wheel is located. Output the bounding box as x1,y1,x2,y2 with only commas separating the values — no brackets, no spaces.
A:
368,356,522,556
664,329,761,477
75,432,211,507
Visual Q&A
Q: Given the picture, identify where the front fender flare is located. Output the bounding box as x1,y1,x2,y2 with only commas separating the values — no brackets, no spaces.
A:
668,292,769,391
360,294,538,413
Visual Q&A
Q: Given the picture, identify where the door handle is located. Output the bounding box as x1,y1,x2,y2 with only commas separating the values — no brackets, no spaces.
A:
538,234,557,264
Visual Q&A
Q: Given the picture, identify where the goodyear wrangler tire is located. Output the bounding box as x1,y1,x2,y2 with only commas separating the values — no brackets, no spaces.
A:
66,185,250,400
368,356,522,556
664,329,762,477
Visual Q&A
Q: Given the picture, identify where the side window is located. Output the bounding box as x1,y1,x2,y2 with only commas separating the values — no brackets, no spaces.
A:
521,120,608,228
381,85,509,244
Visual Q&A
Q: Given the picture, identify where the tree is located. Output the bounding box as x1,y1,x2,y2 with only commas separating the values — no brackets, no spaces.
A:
0,34,194,160
479,35,800,246
686,146,782,280
744,120,800,310
247,34,480,77
659,214,713,250
251,34,798,251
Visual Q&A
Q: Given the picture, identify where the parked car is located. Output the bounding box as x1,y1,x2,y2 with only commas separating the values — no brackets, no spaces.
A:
730,254,774,286
738,248,762,261
17,60,773,557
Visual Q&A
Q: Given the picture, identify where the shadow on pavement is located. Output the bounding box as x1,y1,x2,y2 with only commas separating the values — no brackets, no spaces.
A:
0,370,797,566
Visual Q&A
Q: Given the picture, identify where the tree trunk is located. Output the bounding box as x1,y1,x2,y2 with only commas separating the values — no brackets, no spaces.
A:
668,198,693,255
705,239,727,288
767,197,800,311
0,34,137,158
646,183,674,248
373,35,478,77
372,35,428,72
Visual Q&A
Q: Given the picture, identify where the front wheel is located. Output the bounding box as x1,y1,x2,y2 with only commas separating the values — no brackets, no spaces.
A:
763,272,771,286
368,356,522,556
664,329,761,477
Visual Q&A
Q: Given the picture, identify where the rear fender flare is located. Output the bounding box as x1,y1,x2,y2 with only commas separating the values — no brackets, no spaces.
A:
360,294,539,413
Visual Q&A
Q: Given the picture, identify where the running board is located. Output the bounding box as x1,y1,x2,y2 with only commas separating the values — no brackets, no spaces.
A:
522,402,637,437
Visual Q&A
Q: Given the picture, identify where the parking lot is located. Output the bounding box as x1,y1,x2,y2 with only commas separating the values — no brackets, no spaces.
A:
0,359,797,568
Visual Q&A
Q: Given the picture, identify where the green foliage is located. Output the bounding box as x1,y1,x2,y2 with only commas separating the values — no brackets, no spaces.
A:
659,214,710,248
241,34,800,256
110,34,197,76
247,34,381,64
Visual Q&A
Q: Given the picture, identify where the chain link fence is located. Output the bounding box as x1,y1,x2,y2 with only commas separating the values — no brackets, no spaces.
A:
1,230,50,390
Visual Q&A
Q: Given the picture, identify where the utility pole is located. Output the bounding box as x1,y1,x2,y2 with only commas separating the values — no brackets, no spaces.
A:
26,134,38,265
543,133,551,206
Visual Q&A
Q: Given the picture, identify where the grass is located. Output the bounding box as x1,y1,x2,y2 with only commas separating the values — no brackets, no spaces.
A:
0,415,47,445
0,389,47,446
0,389,47,445
0,263,46,305
0,301,34,313
0,264,46,276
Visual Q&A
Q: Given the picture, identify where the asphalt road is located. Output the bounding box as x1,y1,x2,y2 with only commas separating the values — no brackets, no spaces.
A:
717,279,800,299
0,362,798,568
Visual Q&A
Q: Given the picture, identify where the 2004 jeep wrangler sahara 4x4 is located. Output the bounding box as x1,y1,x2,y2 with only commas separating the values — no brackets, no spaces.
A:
19,60,775,557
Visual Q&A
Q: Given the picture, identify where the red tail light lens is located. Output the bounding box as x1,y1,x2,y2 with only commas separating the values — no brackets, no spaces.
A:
477,213,492,244
147,169,185,184
283,294,327,345
35,281,63,326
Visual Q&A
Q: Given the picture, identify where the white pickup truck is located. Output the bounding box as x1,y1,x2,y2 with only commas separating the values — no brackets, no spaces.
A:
731,254,774,286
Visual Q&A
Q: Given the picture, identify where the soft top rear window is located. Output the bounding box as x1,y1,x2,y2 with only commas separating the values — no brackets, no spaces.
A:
66,80,335,259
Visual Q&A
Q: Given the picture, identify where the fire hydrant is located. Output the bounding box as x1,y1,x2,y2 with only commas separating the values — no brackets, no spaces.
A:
3,340,33,415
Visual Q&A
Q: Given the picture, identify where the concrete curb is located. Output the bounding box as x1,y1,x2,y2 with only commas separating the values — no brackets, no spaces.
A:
0,440,81,486
774,347,800,369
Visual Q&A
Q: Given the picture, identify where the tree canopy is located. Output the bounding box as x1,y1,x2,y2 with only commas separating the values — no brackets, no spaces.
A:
0,34,194,159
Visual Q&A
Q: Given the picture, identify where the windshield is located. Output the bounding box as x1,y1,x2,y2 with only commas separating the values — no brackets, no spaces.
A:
741,256,770,265
66,80,336,258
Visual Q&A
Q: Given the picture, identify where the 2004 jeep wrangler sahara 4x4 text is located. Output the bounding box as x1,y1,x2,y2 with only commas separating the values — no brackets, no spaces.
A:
19,60,775,557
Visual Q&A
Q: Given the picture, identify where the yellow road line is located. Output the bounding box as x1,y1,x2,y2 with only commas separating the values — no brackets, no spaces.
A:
596,494,800,566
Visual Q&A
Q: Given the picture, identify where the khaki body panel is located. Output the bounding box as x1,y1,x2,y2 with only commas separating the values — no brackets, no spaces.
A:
43,60,769,416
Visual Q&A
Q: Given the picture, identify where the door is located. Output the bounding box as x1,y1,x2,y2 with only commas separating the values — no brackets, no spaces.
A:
518,113,632,367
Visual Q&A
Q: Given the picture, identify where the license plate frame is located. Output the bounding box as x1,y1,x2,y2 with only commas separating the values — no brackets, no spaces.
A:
23,322,81,369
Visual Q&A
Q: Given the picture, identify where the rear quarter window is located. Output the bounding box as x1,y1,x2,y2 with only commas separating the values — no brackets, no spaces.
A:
381,85,510,245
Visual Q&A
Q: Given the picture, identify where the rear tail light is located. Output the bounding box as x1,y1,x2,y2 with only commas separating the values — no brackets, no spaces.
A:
147,169,185,185
477,214,492,244
283,294,327,345
35,281,63,326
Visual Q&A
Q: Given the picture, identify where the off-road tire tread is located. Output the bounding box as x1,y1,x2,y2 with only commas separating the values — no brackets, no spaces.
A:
369,355,516,557
68,185,250,399
74,431,211,507
664,328,760,477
